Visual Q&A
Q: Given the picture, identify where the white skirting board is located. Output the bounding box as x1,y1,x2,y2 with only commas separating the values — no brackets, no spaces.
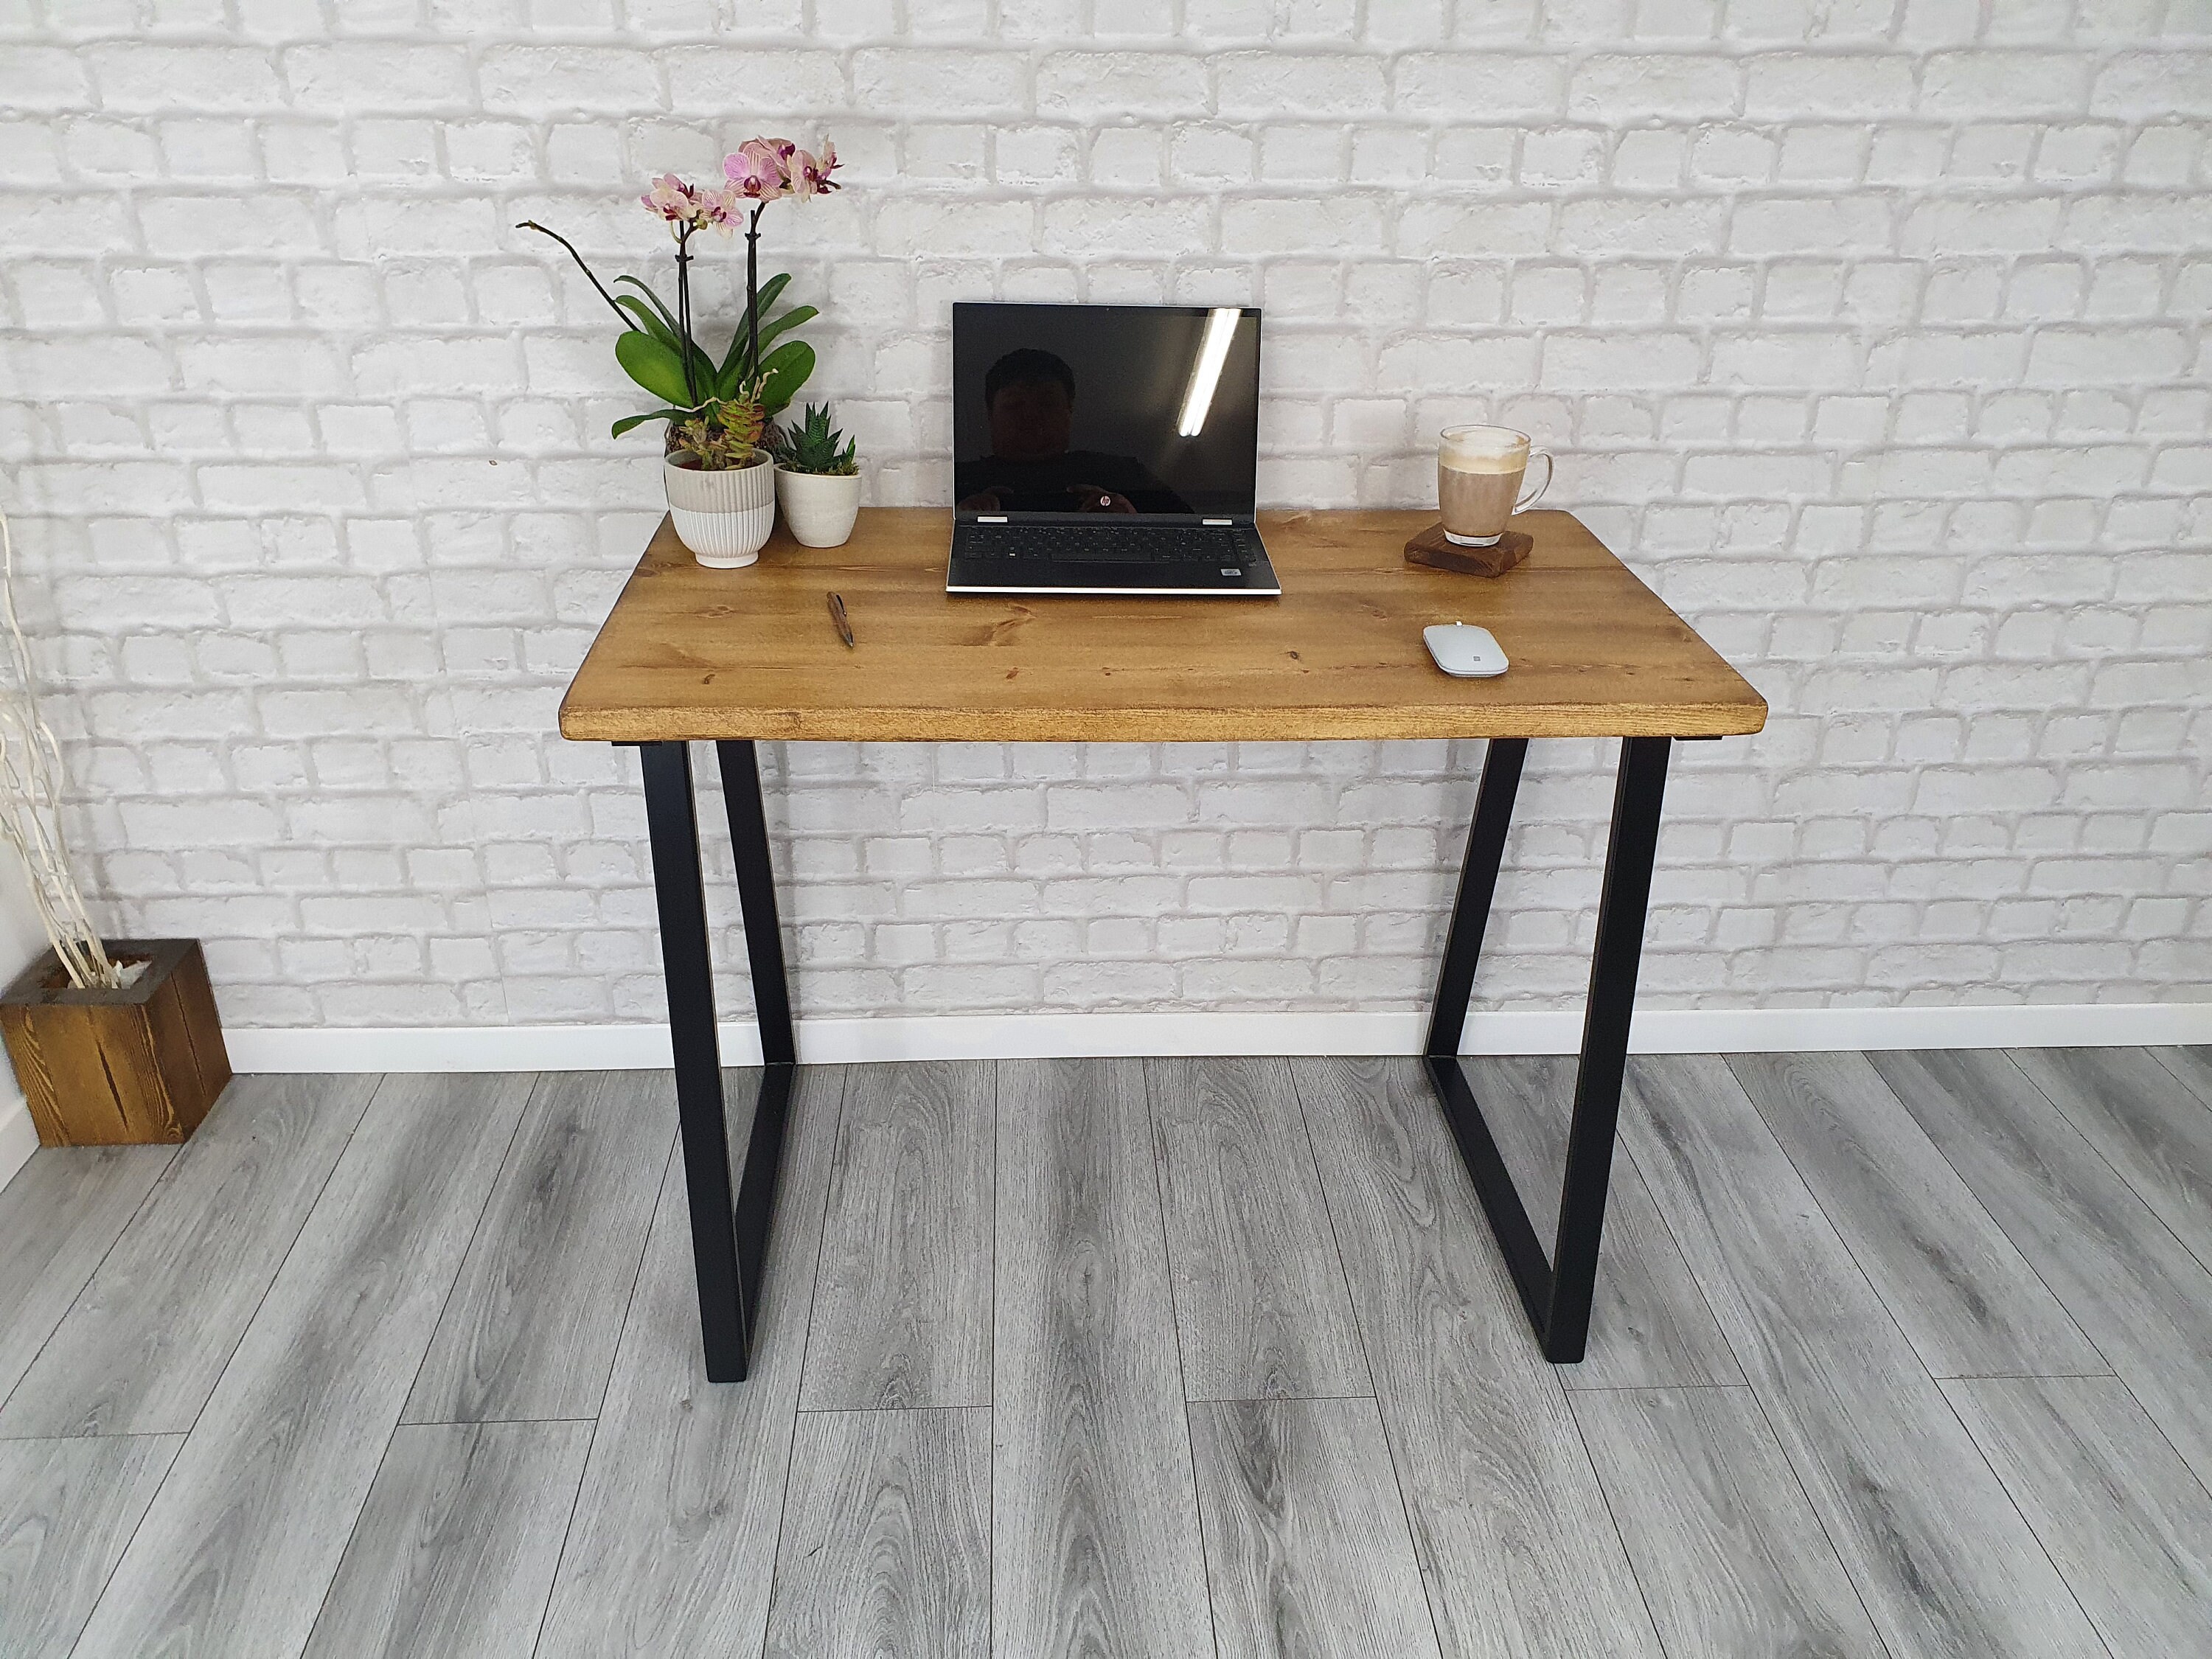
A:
221,1001,2212,1075
0,1097,37,1193
8,1001,2205,1194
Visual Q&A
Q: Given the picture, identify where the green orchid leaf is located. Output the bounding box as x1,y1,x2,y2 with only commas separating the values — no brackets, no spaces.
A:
613,274,682,338
611,407,695,438
757,338,815,414
615,286,715,385
755,304,817,352
614,295,681,352
614,330,696,406
718,273,795,375
749,271,793,322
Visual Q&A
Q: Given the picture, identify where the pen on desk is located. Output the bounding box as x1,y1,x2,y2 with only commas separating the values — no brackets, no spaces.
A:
827,591,855,648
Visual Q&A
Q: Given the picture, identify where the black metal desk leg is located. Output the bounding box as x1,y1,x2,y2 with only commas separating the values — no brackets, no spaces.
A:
1544,735,1670,1361
1419,735,1672,1363
715,739,796,1371
639,740,746,1382
1426,737,1527,1059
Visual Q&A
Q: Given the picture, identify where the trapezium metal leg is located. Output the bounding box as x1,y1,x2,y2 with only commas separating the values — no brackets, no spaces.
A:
1422,739,1551,1329
1420,735,1672,1363
715,740,796,1363
1543,735,1670,1361
639,740,747,1382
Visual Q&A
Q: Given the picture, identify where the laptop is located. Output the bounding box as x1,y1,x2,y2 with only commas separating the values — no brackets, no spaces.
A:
946,302,1281,597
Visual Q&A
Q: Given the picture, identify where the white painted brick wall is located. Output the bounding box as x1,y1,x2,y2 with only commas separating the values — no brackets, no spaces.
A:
3,4,2207,1032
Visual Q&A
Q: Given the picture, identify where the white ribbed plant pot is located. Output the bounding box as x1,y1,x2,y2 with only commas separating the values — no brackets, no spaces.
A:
663,453,775,568
774,467,863,549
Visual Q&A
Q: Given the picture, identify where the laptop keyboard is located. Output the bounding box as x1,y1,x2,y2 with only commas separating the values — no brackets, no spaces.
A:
963,524,1245,564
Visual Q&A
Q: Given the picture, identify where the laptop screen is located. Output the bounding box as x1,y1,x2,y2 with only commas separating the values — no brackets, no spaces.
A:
953,303,1262,520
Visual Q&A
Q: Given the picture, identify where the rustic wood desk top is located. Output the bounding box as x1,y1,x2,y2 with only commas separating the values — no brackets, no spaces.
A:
560,508,1767,744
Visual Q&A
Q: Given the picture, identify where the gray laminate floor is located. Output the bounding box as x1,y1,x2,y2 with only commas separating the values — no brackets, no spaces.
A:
3,1049,2209,1658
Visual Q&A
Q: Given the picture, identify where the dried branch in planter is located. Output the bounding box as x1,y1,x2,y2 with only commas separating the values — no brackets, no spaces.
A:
0,504,122,990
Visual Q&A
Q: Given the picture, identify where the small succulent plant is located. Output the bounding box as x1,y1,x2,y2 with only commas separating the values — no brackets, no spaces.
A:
669,391,767,471
776,403,858,476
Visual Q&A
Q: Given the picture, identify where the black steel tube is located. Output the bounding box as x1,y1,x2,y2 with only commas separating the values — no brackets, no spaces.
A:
1425,737,1528,1060
638,741,748,1382
1543,736,1671,1362
716,740,796,1067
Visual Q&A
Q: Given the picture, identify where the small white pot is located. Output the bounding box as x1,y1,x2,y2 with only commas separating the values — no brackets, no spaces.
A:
775,467,863,549
664,453,775,568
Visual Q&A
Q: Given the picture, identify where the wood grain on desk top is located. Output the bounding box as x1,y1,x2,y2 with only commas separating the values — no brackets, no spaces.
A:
558,508,1767,743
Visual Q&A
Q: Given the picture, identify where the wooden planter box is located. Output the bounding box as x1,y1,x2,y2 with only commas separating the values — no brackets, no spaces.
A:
0,938,231,1147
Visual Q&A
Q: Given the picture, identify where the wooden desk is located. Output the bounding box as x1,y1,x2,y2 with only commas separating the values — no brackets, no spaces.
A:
563,509,1766,1382
562,509,1764,743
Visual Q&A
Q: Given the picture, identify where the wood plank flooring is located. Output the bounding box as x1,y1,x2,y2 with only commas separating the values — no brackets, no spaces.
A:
1619,1053,2106,1658
765,1407,992,1659
992,1057,1214,1658
0,1044,2206,1658
1,1074,376,1439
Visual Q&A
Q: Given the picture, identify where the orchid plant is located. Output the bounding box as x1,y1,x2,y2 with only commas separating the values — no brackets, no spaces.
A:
518,136,840,467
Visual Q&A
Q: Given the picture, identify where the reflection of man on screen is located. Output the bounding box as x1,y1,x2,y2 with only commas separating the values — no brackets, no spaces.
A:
955,348,1194,515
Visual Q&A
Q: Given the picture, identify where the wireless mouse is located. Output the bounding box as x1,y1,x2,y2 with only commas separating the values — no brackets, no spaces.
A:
1424,622,1509,678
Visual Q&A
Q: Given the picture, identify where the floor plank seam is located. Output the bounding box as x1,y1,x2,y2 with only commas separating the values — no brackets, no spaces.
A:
147,1074,377,1453
759,1065,853,1657
51,1091,367,1657
1180,1389,1380,1405
525,1425,599,1659
1281,1057,1380,1399
987,1062,999,1422
400,1072,556,1427
295,1415,408,1655
1737,1377,1904,1659
1140,1060,1228,1659
154,1079,381,1451
1282,1059,1455,1659
2137,1048,2212,1283
407,1415,603,1427
1566,1377,1775,1396
1927,1357,2118,1658
2017,1048,2212,1286
1889,1056,2135,1402
1615,1123,1758,1390
1722,1054,1986,1392
2146,1047,2212,1107
0,1145,179,1427
276,1077,534,1659
1560,1381,1674,1658
524,1119,675,1659
1979,1051,2212,1515
587,1125,680,1425
2108,1369,2212,1512
1865,1053,2154,1659
795,1401,991,1417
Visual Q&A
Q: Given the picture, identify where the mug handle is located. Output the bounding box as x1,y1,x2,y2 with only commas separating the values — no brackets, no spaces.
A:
1516,451,1553,512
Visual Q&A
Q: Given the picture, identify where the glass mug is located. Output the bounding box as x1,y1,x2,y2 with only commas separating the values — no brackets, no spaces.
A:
1437,424,1553,547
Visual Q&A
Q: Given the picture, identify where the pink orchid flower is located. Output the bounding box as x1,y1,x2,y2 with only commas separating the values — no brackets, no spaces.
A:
701,183,741,233
724,139,791,201
791,140,841,198
639,173,741,235
641,172,697,219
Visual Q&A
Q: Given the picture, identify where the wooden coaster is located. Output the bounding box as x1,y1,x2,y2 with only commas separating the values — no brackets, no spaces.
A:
1404,522,1530,577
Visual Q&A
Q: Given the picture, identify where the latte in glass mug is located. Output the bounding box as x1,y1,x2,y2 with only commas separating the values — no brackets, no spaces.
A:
1438,425,1553,547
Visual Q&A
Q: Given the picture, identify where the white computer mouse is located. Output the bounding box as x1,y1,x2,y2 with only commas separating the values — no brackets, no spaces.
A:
1424,622,1509,678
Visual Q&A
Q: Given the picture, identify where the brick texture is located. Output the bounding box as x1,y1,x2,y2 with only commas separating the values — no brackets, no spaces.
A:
3,7,2206,1031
